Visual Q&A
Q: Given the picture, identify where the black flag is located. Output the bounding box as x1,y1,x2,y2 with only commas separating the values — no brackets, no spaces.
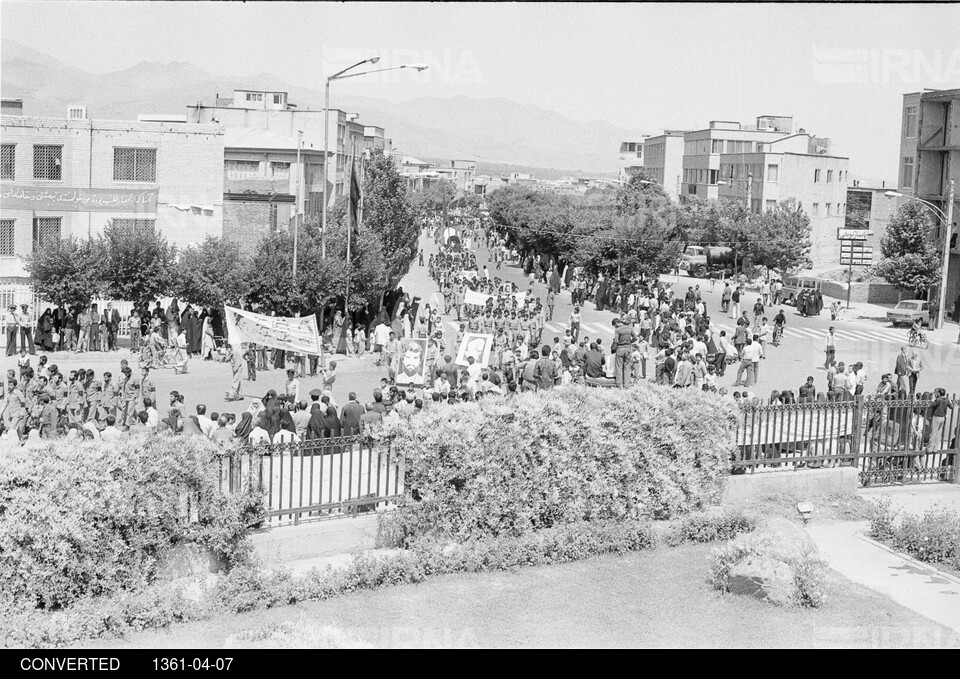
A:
348,158,361,234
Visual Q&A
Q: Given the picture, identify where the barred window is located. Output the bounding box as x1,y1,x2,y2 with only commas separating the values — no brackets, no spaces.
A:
0,219,15,256
226,160,260,180
33,145,62,180
111,218,156,232
1,144,14,180
113,147,157,182
269,203,278,231
270,162,290,179
32,217,62,251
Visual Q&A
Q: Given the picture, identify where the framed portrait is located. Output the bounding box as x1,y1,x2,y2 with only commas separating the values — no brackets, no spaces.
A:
396,338,429,387
455,332,494,368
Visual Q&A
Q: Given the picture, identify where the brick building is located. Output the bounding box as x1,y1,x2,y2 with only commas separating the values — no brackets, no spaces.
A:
0,109,223,279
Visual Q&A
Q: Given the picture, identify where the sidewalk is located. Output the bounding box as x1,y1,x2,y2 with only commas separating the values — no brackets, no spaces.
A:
807,519,960,635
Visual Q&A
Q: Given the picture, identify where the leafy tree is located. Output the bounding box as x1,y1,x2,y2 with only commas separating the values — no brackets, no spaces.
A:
874,201,941,297
615,168,671,215
99,220,177,304
746,199,812,277
362,148,418,287
173,236,247,309
239,228,330,314
22,237,104,306
575,205,683,280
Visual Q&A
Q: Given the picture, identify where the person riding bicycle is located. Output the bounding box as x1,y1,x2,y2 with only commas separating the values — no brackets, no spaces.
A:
772,309,787,345
909,318,924,341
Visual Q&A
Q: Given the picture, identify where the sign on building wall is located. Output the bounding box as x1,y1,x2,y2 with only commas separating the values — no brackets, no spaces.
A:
0,186,159,213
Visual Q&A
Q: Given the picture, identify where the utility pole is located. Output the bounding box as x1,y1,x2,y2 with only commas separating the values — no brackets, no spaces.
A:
293,130,302,279
746,172,753,212
936,179,955,329
321,82,331,260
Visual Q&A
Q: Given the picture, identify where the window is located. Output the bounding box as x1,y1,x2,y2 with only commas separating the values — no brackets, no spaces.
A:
113,148,157,182
903,105,918,138
813,203,819,216
226,160,260,180
0,219,14,256
270,162,290,179
33,145,62,180
766,164,779,182
32,217,61,250
901,156,915,188
269,203,278,231
814,169,821,183
273,94,283,104
245,92,264,102
1,144,14,180
711,140,724,154
827,169,834,183
825,203,832,216
110,219,156,232
709,169,719,185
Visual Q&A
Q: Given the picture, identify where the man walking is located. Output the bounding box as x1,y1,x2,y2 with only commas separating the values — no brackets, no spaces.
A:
613,318,637,388
730,286,741,320
3,305,18,357
894,346,910,394
824,327,837,370
926,388,953,453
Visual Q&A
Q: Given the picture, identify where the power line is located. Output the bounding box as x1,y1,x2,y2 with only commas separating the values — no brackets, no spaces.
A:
491,222,757,246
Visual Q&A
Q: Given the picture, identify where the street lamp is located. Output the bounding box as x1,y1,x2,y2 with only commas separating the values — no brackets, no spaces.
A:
885,181,956,329
718,173,753,210
321,60,429,259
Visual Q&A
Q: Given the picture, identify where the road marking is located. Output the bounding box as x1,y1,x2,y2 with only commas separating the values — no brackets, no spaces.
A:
544,322,561,332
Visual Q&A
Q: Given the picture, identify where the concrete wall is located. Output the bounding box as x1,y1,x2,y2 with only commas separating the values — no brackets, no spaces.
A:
0,116,223,278
820,280,906,305
722,468,859,505
223,200,291,254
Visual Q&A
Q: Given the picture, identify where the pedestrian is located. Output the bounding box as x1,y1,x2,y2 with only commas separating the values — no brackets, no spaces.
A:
908,350,923,395
926,388,953,453
824,327,837,369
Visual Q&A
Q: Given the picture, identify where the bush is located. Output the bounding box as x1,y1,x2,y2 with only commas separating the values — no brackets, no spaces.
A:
870,503,960,571
663,510,758,547
0,436,264,612
389,385,738,542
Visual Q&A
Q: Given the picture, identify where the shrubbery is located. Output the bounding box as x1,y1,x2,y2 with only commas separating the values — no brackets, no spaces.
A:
389,385,738,543
663,510,757,547
0,436,263,613
870,502,960,571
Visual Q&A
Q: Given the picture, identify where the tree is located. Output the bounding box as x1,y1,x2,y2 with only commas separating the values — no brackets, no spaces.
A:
874,201,941,297
362,148,419,288
575,205,683,280
173,236,247,309
99,220,177,304
22,237,104,307
746,199,812,277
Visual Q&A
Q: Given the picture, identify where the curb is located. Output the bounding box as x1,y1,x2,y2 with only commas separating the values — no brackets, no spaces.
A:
853,532,960,586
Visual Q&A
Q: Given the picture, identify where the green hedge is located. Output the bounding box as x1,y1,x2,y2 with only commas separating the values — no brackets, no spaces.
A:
0,436,263,613
870,501,960,571
389,385,738,542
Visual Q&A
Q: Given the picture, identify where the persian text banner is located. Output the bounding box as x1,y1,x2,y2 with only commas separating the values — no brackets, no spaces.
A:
224,306,322,355
1,186,159,213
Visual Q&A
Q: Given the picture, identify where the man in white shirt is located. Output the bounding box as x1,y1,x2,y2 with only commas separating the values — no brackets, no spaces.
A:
195,404,215,438
757,318,772,358
144,399,159,429
284,369,300,404
292,401,312,439
466,356,483,382
100,415,124,442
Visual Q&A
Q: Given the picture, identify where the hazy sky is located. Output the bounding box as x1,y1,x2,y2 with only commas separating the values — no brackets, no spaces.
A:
3,1,960,182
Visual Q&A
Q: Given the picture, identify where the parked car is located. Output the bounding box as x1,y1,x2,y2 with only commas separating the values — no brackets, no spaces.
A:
886,300,931,327
781,276,822,305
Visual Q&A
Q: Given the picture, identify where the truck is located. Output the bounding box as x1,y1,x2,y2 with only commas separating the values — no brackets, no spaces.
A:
679,246,737,278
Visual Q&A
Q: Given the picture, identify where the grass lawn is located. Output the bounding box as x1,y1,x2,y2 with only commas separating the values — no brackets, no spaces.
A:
81,542,960,649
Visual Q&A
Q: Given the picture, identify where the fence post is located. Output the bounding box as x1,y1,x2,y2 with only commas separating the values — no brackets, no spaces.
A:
850,398,863,472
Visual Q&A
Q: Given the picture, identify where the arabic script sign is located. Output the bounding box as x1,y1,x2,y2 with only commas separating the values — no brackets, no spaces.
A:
224,306,322,355
0,186,159,213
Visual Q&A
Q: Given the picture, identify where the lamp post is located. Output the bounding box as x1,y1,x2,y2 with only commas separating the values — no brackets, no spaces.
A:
885,180,955,329
718,172,753,210
321,59,428,259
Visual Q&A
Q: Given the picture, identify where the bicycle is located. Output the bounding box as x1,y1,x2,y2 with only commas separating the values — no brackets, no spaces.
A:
772,324,784,347
138,343,177,369
907,329,929,349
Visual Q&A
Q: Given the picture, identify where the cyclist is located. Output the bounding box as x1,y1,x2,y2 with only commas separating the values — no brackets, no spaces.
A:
772,308,787,346
908,318,925,344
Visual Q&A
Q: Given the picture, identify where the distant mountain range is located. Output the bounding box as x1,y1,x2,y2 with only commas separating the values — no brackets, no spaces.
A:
1,39,642,175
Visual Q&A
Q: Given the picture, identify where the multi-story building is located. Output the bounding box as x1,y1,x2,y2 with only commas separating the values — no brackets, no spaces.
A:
435,159,476,193
474,175,508,196
844,181,900,258
1,107,223,279
221,127,328,251
363,126,392,155
898,89,959,317
642,130,687,201
717,132,849,268
188,89,371,207
681,116,794,201
617,141,645,183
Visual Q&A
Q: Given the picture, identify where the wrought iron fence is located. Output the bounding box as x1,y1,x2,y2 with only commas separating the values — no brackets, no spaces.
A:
735,395,959,486
219,435,404,526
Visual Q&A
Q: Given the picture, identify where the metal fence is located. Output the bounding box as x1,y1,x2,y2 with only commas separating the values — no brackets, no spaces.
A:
219,435,404,526
735,395,959,486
